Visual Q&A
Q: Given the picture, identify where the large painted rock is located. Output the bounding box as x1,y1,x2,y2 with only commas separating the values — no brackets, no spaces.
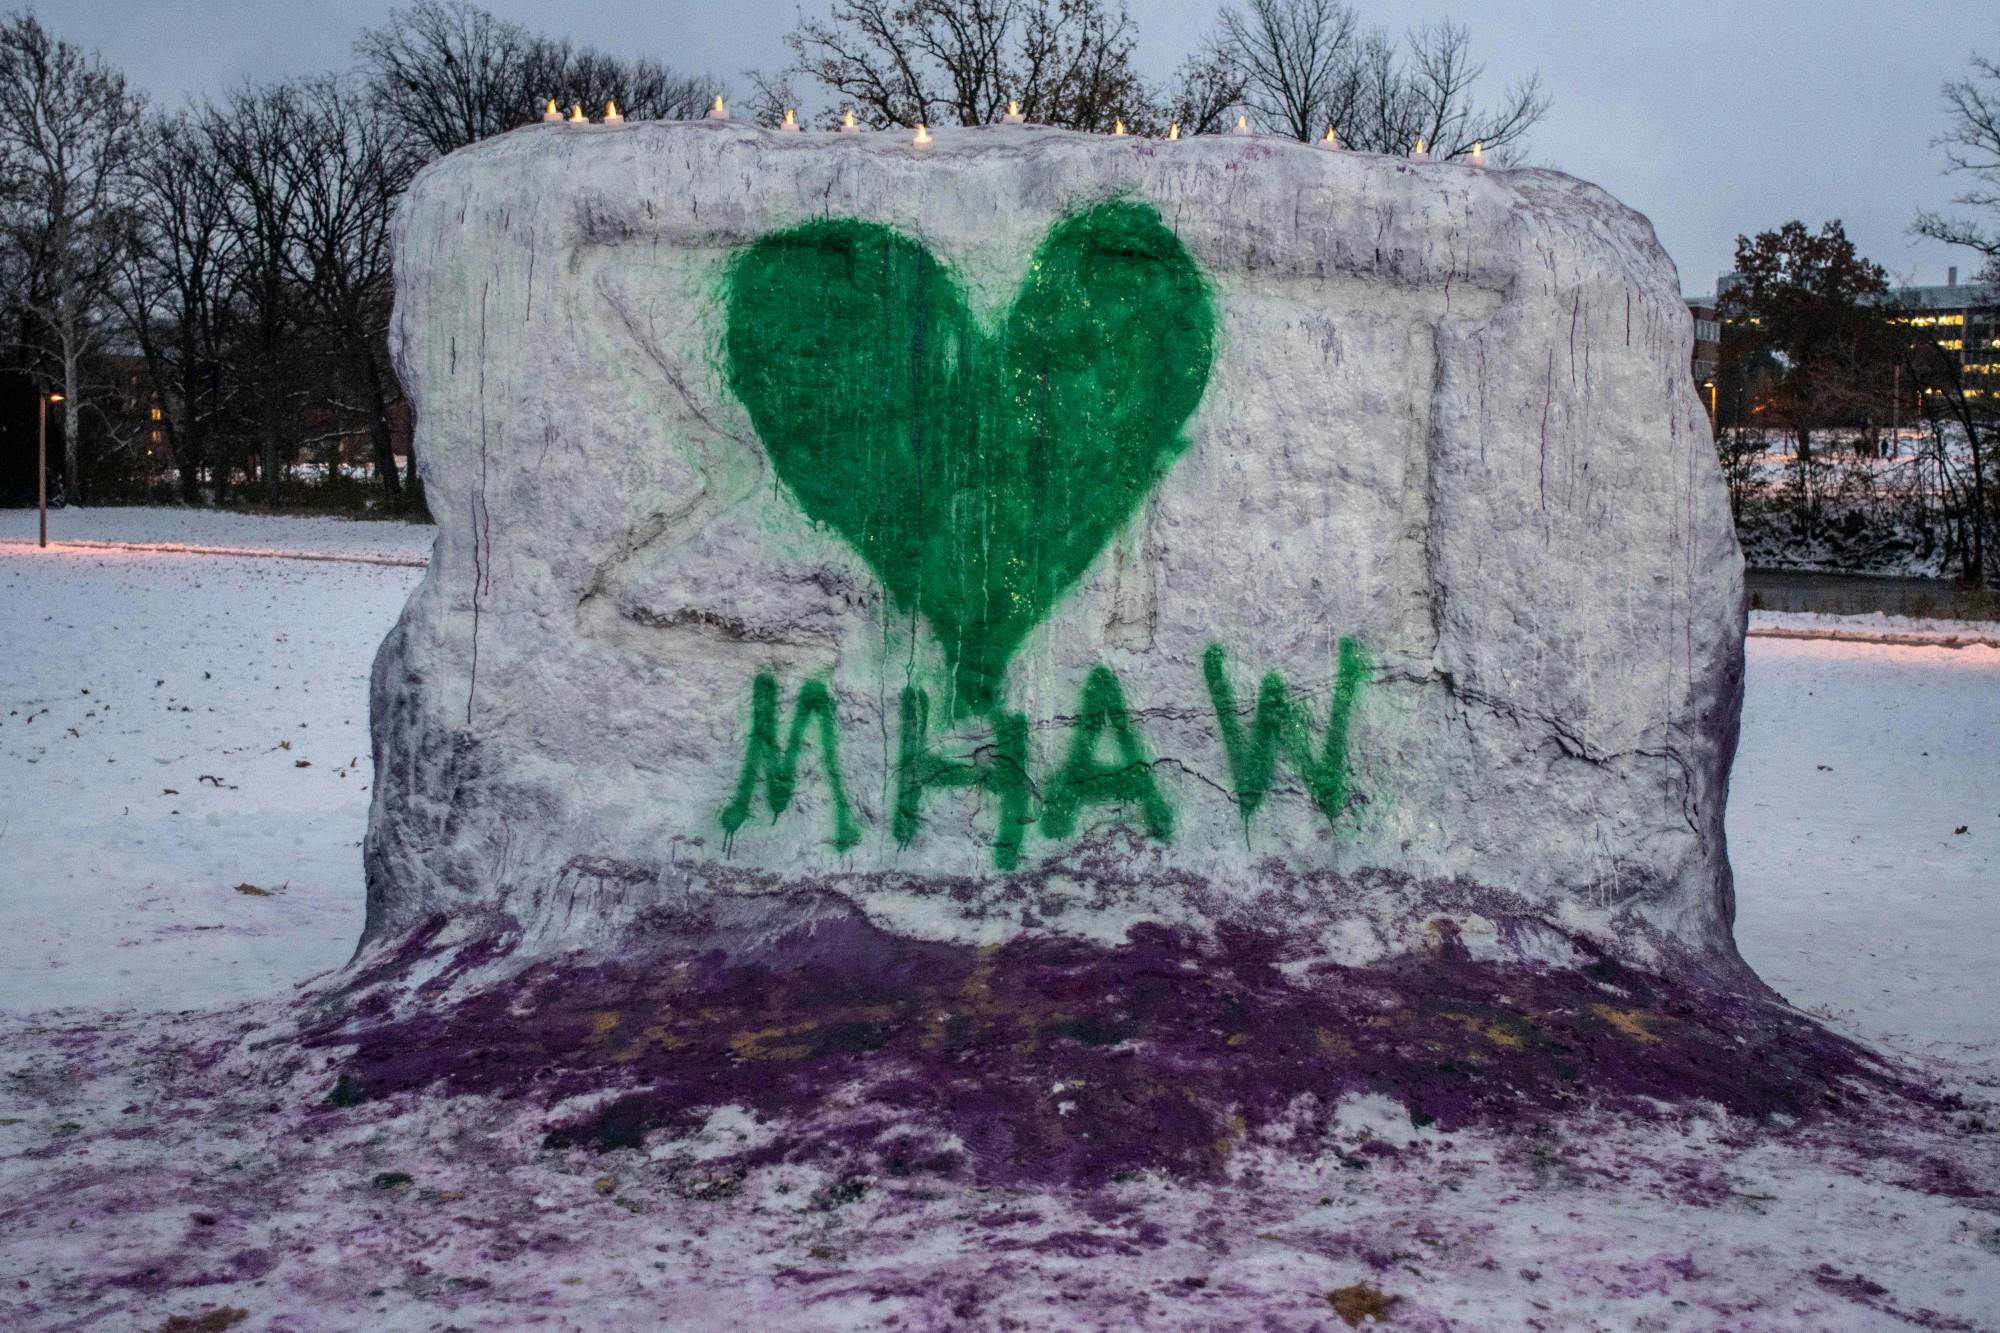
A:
370,121,1743,974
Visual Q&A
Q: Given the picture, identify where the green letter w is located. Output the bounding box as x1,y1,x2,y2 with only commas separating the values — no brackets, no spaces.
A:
1202,638,1368,825
719,673,862,852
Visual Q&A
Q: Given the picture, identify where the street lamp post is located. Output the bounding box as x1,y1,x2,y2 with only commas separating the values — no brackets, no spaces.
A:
38,391,63,549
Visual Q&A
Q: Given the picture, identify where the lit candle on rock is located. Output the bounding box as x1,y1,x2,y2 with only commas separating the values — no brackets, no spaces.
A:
1112,118,1126,136
707,96,729,121
779,108,800,133
567,103,587,125
1168,122,1180,141
913,123,932,148
1231,114,1252,136
1320,127,1338,149
839,110,860,135
1467,140,1486,167
603,100,623,126
1003,99,1025,125
541,99,562,124
1410,136,1430,160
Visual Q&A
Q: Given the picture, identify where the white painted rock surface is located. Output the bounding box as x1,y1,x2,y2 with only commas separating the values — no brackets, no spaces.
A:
369,120,1743,968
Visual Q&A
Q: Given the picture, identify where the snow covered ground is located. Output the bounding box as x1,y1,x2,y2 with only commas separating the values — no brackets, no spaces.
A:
1732,636,2000,1076
0,504,436,564
1,509,1996,1330
0,519,424,1014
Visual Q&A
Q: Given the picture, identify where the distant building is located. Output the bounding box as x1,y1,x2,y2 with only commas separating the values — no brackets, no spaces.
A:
1680,298,1723,428
1892,268,2000,402
1687,301,1721,385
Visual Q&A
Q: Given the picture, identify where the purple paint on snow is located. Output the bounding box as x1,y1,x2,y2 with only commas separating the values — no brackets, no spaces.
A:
295,909,1933,1190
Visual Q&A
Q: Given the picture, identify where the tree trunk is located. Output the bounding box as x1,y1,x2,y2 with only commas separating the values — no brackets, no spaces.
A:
171,349,199,503
61,340,83,505
1965,424,1987,584
360,348,403,500
260,393,281,505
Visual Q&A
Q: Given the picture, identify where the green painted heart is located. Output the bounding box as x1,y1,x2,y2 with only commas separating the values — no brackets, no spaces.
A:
722,200,1215,717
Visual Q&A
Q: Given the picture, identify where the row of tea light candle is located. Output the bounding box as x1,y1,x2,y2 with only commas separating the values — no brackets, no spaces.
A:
541,97,1485,165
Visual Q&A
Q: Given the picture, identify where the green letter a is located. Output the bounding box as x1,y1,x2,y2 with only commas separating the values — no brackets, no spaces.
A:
719,673,862,852
1203,638,1367,825
1039,666,1174,843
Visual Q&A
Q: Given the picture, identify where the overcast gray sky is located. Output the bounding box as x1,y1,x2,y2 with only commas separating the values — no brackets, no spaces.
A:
48,0,1998,294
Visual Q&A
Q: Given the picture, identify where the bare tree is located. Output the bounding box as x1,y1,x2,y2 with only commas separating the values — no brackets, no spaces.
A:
277,77,411,501
1342,21,1547,160
1212,1,1546,158
0,11,145,503
553,48,711,126
1160,47,1247,137
1915,52,2000,283
355,0,535,158
359,0,713,160
1898,327,1994,583
785,0,1151,131
743,69,805,128
1911,51,2000,582
115,110,240,501
208,83,308,504
1216,0,1356,143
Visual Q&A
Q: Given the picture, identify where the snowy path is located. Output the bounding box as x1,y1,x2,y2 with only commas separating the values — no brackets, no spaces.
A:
1,507,1995,1087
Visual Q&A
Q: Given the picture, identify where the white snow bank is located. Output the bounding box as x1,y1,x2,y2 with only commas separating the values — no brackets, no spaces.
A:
1751,608,2000,644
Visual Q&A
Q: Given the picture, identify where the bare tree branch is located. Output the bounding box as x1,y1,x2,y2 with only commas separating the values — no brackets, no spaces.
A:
1916,52,2000,281
785,0,1150,132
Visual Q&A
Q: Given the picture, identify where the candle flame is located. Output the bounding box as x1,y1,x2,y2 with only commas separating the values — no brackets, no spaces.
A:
606,100,619,118
569,103,586,124
783,108,796,127
1322,127,1336,144
1168,122,1179,141
1469,140,1485,165
1113,118,1125,136
913,123,931,145
843,109,856,129
545,99,558,116
713,95,725,115
1236,115,1248,130
1008,99,1019,116
1415,135,1427,154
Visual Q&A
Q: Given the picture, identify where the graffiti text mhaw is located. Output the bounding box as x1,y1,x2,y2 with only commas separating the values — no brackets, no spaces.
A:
719,641,1370,867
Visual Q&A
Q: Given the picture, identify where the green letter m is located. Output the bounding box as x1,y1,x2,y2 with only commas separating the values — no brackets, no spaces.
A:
719,673,862,852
